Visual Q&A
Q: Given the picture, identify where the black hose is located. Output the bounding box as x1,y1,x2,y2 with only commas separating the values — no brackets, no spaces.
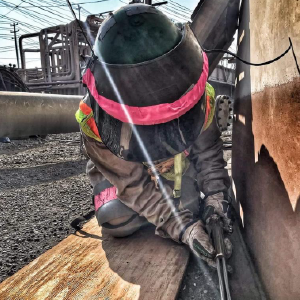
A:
202,38,300,75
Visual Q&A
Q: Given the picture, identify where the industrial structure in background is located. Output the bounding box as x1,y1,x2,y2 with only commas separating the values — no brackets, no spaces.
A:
16,15,103,95
0,65,29,92
14,0,236,97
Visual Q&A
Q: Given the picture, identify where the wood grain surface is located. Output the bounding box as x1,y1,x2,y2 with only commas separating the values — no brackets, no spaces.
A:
0,218,189,300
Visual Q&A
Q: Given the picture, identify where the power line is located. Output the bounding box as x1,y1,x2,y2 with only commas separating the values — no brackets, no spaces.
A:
152,0,190,21
5,0,22,15
0,14,41,31
0,0,88,52
162,3,191,18
156,6,189,22
0,0,110,8
0,42,38,50
0,48,18,52
21,0,73,23
0,0,70,25
25,0,74,21
169,0,192,13
202,38,300,76
48,0,86,19
0,1,58,26
159,6,190,20
152,0,191,12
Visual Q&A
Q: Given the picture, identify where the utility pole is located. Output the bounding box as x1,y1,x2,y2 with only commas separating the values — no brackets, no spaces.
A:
77,4,81,21
10,22,20,68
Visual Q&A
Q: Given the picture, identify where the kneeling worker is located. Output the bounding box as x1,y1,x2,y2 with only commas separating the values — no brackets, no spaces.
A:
76,3,232,266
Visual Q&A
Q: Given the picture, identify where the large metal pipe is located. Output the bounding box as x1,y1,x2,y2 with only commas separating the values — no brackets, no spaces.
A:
191,0,240,74
0,92,81,138
26,80,82,87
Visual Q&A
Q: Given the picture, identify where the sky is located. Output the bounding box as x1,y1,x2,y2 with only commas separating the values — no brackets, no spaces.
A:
0,0,200,67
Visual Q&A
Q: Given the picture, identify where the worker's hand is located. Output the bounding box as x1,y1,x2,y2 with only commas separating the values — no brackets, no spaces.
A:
182,220,233,268
182,220,216,267
203,192,233,233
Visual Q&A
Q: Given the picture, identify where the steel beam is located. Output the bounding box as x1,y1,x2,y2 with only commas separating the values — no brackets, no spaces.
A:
0,92,81,138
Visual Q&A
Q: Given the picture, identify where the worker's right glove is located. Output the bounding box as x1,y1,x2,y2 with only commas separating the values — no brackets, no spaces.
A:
181,220,233,268
181,220,216,267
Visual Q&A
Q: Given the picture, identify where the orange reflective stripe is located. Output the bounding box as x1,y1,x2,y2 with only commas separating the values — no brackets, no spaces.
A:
204,94,211,126
77,100,101,141
79,100,92,115
87,117,101,139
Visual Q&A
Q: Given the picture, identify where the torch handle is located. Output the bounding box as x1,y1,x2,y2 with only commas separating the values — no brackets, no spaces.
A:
211,216,225,257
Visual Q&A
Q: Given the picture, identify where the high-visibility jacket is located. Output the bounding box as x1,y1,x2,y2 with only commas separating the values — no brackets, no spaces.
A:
76,82,216,198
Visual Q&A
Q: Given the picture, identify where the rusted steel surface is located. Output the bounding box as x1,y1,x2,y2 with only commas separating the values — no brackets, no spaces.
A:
0,218,189,300
0,92,81,138
243,78,300,300
251,79,300,208
232,0,300,299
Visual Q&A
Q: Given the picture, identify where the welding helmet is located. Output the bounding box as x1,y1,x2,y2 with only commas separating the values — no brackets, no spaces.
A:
83,3,209,162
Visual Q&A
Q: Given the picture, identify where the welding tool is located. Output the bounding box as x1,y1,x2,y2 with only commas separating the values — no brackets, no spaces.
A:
209,214,232,300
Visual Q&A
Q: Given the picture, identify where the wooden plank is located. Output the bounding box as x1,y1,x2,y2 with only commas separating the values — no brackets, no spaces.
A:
0,218,189,300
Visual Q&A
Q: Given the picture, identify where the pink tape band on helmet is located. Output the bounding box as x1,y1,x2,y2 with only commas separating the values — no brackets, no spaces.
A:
83,52,209,125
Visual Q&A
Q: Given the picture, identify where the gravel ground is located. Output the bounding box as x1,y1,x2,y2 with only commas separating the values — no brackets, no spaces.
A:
0,132,233,300
178,255,220,300
0,133,92,282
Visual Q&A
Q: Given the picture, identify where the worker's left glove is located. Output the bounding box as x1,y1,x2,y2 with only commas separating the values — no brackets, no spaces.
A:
203,192,233,233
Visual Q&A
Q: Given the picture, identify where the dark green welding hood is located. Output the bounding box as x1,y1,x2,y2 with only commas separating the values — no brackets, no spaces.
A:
85,4,208,162
94,4,182,64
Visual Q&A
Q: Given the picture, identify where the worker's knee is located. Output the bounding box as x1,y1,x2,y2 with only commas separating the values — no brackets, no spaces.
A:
95,198,146,238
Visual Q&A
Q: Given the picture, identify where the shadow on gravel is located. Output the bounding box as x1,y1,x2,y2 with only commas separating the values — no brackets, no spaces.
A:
0,160,87,190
